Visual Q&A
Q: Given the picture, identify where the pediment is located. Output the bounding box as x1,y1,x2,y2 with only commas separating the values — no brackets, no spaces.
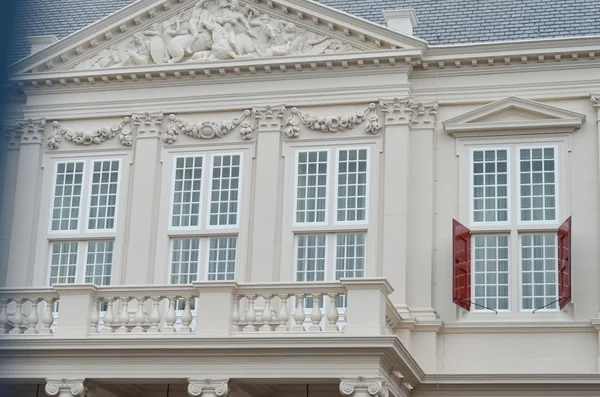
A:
12,0,425,75
443,97,586,136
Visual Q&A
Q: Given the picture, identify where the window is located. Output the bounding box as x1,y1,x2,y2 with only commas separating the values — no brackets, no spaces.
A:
166,153,242,289
454,141,571,314
292,148,370,303
47,159,121,286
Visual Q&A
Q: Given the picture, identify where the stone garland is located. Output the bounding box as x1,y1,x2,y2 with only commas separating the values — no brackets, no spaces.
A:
46,118,132,149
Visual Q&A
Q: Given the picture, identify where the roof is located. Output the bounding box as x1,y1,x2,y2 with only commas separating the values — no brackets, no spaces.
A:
7,0,600,65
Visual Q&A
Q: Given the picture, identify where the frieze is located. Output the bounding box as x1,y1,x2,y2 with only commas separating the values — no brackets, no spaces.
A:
73,0,357,71
46,118,132,149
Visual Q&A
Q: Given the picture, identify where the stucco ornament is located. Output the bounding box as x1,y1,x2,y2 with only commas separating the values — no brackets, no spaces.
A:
164,110,254,143
47,118,132,149
73,0,356,70
16,118,46,144
45,379,85,396
282,103,380,137
380,97,438,125
591,94,600,109
339,377,389,397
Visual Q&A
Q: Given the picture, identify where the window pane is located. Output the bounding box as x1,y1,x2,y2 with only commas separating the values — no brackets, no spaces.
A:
519,148,556,222
472,235,509,311
207,237,236,281
521,233,557,310
49,242,78,284
84,240,114,285
472,149,508,223
335,233,366,279
88,160,119,230
170,238,200,284
51,161,85,231
209,154,241,226
172,156,203,227
296,235,326,282
336,149,368,222
296,151,328,224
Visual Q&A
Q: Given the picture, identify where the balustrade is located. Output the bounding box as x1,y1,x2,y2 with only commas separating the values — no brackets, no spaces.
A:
0,278,399,339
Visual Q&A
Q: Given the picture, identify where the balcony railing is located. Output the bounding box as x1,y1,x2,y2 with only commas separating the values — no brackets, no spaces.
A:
0,278,401,339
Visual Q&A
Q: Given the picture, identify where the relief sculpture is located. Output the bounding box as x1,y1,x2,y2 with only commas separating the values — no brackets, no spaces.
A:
74,0,356,69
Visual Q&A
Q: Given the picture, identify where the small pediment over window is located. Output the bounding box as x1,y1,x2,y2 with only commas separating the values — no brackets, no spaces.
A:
443,97,586,137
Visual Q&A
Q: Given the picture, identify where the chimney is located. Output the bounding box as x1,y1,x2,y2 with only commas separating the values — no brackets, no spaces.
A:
383,9,418,36
27,35,59,55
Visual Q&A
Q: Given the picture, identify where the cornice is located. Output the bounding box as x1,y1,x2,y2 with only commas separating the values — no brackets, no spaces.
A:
421,373,600,385
441,321,594,334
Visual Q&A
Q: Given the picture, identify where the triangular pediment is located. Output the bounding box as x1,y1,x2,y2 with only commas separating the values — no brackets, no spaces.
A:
443,97,586,136
12,0,425,75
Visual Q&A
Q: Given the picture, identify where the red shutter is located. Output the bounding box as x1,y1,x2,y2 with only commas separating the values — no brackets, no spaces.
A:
453,219,471,311
557,216,572,309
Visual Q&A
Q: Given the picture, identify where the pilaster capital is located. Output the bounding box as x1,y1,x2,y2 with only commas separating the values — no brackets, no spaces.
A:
3,125,20,149
253,105,286,130
379,97,438,126
339,377,389,397
16,118,46,144
591,94,600,109
188,378,229,397
132,111,164,137
45,379,86,396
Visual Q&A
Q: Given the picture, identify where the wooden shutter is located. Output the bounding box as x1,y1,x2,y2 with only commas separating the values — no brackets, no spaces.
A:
453,219,471,311
557,216,572,309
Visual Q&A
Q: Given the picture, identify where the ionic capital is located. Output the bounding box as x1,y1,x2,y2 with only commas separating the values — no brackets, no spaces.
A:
45,379,85,397
188,378,229,397
339,377,389,397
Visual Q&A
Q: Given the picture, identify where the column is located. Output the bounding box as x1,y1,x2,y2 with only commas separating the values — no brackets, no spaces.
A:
188,379,229,397
406,101,439,321
0,125,20,286
123,112,164,284
5,119,46,287
339,378,389,397
379,99,412,317
45,379,85,397
592,95,600,373
248,106,285,282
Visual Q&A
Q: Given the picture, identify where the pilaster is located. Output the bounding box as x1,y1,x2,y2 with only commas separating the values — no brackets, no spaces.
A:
124,112,164,284
248,106,285,282
5,119,46,287
188,379,229,397
45,379,86,397
339,377,389,397
0,125,20,286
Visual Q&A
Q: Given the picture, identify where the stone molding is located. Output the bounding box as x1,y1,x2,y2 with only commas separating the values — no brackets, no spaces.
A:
339,377,389,397
45,379,86,397
188,378,229,397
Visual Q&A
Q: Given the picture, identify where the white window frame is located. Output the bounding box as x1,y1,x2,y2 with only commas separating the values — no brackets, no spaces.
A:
457,134,571,320
292,148,330,227
333,147,371,226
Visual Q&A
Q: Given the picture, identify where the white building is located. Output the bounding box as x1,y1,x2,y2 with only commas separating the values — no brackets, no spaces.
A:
1,0,600,396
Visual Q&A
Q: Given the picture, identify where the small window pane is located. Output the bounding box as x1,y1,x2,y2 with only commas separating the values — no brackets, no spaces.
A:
84,240,114,285
336,149,368,222
170,238,200,284
172,156,203,227
207,237,236,281
472,149,508,223
472,235,509,311
521,234,557,310
51,162,85,231
88,160,120,230
519,148,556,222
49,242,78,285
296,151,328,224
209,154,241,226
295,235,326,282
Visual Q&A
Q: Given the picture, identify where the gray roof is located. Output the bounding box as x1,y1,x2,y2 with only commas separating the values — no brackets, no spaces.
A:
8,0,600,65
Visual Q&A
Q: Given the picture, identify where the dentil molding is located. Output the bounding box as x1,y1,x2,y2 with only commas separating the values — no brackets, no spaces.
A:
45,379,86,397
188,378,229,397
339,377,389,397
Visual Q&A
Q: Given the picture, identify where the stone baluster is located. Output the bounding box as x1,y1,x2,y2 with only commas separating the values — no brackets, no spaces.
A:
147,296,162,333
231,295,241,332
243,295,257,332
131,296,147,333
40,298,55,334
164,296,177,332
0,300,9,334
89,298,100,334
326,293,340,331
309,293,323,331
24,298,40,334
259,294,273,332
8,299,23,335
276,294,289,332
101,298,115,333
180,296,193,333
292,294,305,331
115,297,131,333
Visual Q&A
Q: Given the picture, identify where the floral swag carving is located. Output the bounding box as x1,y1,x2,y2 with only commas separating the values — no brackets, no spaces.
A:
165,110,254,144
47,118,132,149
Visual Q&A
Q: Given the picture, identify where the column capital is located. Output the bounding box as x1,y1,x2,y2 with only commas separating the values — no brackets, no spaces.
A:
591,94,600,109
339,377,389,397
45,379,85,396
379,97,438,126
188,378,229,397
132,111,164,138
253,105,286,130
3,125,20,149
16,118,46,145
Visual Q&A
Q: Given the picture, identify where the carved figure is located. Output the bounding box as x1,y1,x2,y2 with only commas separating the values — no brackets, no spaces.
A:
118,33,151,67
90,46,121,69
143,14,187,63
190,17,255,61
166,2,214,63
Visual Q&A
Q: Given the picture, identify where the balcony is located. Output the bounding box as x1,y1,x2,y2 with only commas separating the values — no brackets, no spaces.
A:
0,278,401,339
